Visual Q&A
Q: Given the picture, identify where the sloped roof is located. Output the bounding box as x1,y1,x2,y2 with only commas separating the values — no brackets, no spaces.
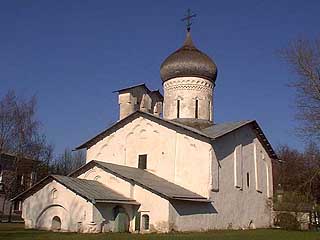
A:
75,111,277,159
201,120,253,138
70,160,210,202
12,175,139,205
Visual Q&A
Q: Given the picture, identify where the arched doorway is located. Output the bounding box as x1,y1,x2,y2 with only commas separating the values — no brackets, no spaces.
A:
113,206,129,232
51,216,61,231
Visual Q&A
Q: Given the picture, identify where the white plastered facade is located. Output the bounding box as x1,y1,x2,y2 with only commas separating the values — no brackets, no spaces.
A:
85,116,274,231
78,165,170,232
21,114,274,232
87,116,212,198
22,180,97,232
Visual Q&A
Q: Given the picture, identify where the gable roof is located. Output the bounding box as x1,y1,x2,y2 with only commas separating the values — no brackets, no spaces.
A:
75,111,277,159
70,160,210,202
12,175,139,205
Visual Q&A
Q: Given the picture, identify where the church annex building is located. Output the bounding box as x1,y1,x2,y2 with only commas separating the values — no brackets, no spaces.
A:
12,28,277,233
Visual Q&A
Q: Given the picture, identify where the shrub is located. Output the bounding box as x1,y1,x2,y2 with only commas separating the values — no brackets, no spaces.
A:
275,212,299,230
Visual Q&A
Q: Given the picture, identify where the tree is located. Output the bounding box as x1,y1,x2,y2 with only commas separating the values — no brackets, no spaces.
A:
273,144,320,229
280,38,320,140
0,90,53,221
51,148,85,175
274,144,320,202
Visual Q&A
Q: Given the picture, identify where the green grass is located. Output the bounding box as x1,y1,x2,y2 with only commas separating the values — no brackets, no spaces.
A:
0,223,319,240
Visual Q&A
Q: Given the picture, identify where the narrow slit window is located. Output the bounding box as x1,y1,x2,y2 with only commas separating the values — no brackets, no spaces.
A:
177,100,180,118
208,100,211,121
247,172,250,188
195,99,199,118
138,154,147,169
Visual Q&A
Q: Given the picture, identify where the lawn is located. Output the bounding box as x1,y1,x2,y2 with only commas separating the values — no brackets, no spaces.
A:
0,223,319,240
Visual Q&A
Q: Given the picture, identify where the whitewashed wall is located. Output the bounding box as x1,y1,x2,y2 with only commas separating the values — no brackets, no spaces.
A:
86,116,212,198
78,165,170,232
169,125,273,230
22,180,98,232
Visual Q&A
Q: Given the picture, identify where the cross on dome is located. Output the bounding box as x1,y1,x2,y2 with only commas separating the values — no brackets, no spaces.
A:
181,8,197,32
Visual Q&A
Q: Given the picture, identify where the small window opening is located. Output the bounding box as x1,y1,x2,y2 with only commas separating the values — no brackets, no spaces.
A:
177,100,180,118
195,99,199,118
142,214,150,230
0,165,3,183
247,172,250,188
138,155,147,169
208,100,211,121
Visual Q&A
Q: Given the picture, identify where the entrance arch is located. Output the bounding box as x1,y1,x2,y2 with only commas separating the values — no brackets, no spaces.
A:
113,206,129,232
51,216,61,231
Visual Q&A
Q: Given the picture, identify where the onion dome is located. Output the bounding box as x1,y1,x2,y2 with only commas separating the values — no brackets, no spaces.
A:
160,31,217,83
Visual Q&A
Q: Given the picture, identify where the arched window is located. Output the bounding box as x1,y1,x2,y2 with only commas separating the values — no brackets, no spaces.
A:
177,100,180,118
142,214,150,230
51,188,58,199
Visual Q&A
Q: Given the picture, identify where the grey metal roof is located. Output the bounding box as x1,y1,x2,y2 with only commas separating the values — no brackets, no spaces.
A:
12,175,139,205
51,175,138,204
160,31,217,83
70,160,210,202
201,120,277,159
201,120,254,139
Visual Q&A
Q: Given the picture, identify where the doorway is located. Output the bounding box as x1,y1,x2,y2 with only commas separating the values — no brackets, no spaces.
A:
113,206,129,232
51,216,61,231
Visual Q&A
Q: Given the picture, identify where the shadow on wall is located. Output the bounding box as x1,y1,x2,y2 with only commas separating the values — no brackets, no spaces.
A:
170,200,218,216
212,130,253,161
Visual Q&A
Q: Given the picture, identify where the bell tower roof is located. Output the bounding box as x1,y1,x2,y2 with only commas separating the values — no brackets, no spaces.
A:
160,31,218,83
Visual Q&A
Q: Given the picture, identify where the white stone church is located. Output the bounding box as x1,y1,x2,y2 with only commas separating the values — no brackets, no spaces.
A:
13,29,277,233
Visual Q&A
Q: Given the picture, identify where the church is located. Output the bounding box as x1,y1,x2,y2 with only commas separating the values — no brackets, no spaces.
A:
12,23,277,233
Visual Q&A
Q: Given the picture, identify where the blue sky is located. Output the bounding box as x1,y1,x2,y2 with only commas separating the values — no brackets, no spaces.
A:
1,1,319,155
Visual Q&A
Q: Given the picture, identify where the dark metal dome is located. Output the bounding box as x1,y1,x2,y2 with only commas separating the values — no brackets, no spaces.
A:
160,31,217,83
